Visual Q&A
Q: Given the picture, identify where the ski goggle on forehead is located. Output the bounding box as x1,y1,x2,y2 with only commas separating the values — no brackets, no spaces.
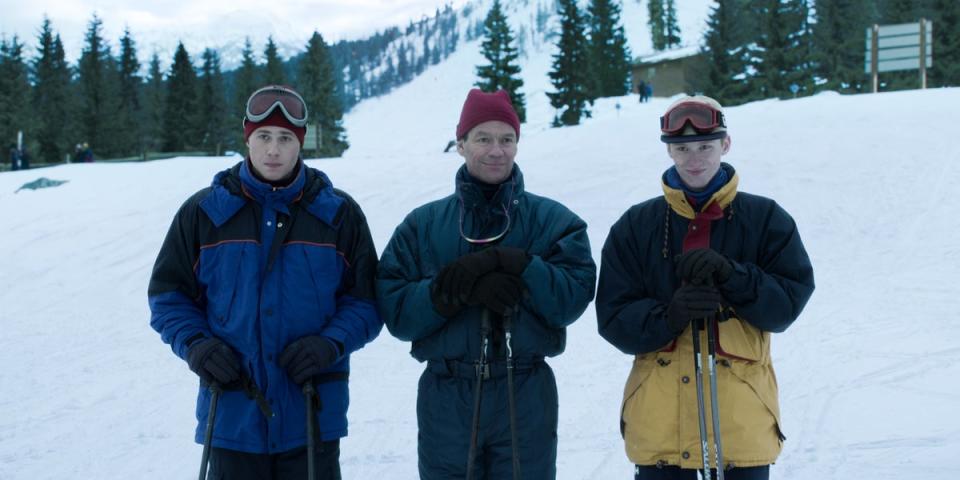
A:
245,85,309,127
660,102,726,135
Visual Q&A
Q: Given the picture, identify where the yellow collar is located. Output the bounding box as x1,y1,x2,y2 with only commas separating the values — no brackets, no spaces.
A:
661,172,739,220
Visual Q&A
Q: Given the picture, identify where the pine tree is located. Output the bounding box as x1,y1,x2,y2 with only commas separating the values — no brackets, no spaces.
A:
812,0,871,93
415,41,427,76
475,0,527,122
422,35,432,68
77,14,122,158
31,18,71,163
812,0,863,92
548,0,592,126
233,38,260,148
117,28,142,156
397,43,411,83
883,0,918,23
929,0,959,87
162,42,198,152
378,56,396,95
142,53,165,153
648,0,666,51
263,36,286,84
431,35,442,64
587,0,632,98
751,0,811,99
346,51,364,103
197,49,229,155
0,36,33,158
297,31,349,157
696,0,754,105
664,0,682,48
537,2,552,36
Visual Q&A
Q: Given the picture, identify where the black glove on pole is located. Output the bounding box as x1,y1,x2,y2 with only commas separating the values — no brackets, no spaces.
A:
467,272,524,315
187,337,243,387
430,284,464,318
666,285,723,334
495,246,530,276
278,336,340,385
434,249,501,304
676,248,733,286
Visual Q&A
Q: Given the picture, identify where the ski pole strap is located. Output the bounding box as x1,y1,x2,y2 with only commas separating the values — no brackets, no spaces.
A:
476,308,493,380
504,315,514,364
239,374,275,418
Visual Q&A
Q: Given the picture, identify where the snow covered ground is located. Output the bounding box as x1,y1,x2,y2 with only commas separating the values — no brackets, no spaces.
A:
3,2,960,477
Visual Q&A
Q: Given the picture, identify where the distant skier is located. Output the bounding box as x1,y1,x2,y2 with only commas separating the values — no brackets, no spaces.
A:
18,145,30,170
596,95,814,480
81,143,93,163
377,88,596,479
148,84,382,479
8,144,20,171
638,80,649,103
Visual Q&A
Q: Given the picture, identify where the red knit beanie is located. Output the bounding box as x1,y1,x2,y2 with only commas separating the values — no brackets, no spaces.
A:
243,109,307,146
456,89,520,140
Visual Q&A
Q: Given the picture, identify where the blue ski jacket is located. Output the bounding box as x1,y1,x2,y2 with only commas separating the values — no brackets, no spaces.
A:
149,160,382,454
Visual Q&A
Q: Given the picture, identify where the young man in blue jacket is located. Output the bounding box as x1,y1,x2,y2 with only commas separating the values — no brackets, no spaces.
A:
377,89,596,479
149,85,382,479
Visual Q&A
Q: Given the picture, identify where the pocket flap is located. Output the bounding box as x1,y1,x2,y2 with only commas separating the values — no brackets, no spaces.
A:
716,318,769,364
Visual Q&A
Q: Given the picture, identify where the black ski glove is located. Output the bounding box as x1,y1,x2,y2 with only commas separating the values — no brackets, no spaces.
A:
430,283,464,318
278,336,341,385
434,249,501,304
676,248,733,287
186,337,242,387
467,272,525,315
665,285,723,334
494,246,530,276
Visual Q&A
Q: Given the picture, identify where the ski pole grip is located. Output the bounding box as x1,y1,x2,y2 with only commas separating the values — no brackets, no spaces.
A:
480,308,493,334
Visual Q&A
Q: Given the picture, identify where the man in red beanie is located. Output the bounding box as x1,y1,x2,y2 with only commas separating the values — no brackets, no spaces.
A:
378,88,596,479
149,85,382,479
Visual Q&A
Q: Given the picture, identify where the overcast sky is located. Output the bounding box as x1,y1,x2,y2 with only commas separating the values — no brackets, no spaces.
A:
0,0,469,60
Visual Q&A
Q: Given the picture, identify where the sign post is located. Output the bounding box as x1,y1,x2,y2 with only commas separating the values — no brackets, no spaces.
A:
871,24,879,93
919,18,927,89
865,20,933,92
303,123,323,155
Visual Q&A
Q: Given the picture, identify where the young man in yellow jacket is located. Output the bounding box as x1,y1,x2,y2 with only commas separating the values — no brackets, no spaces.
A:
596,95,814,479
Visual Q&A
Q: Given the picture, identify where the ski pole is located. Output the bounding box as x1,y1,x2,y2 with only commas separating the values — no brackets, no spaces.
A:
504,314,522,480
691,319,712,480
707,316,725,480
199,383,221,480
466,308,492,480
304,382,317,480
